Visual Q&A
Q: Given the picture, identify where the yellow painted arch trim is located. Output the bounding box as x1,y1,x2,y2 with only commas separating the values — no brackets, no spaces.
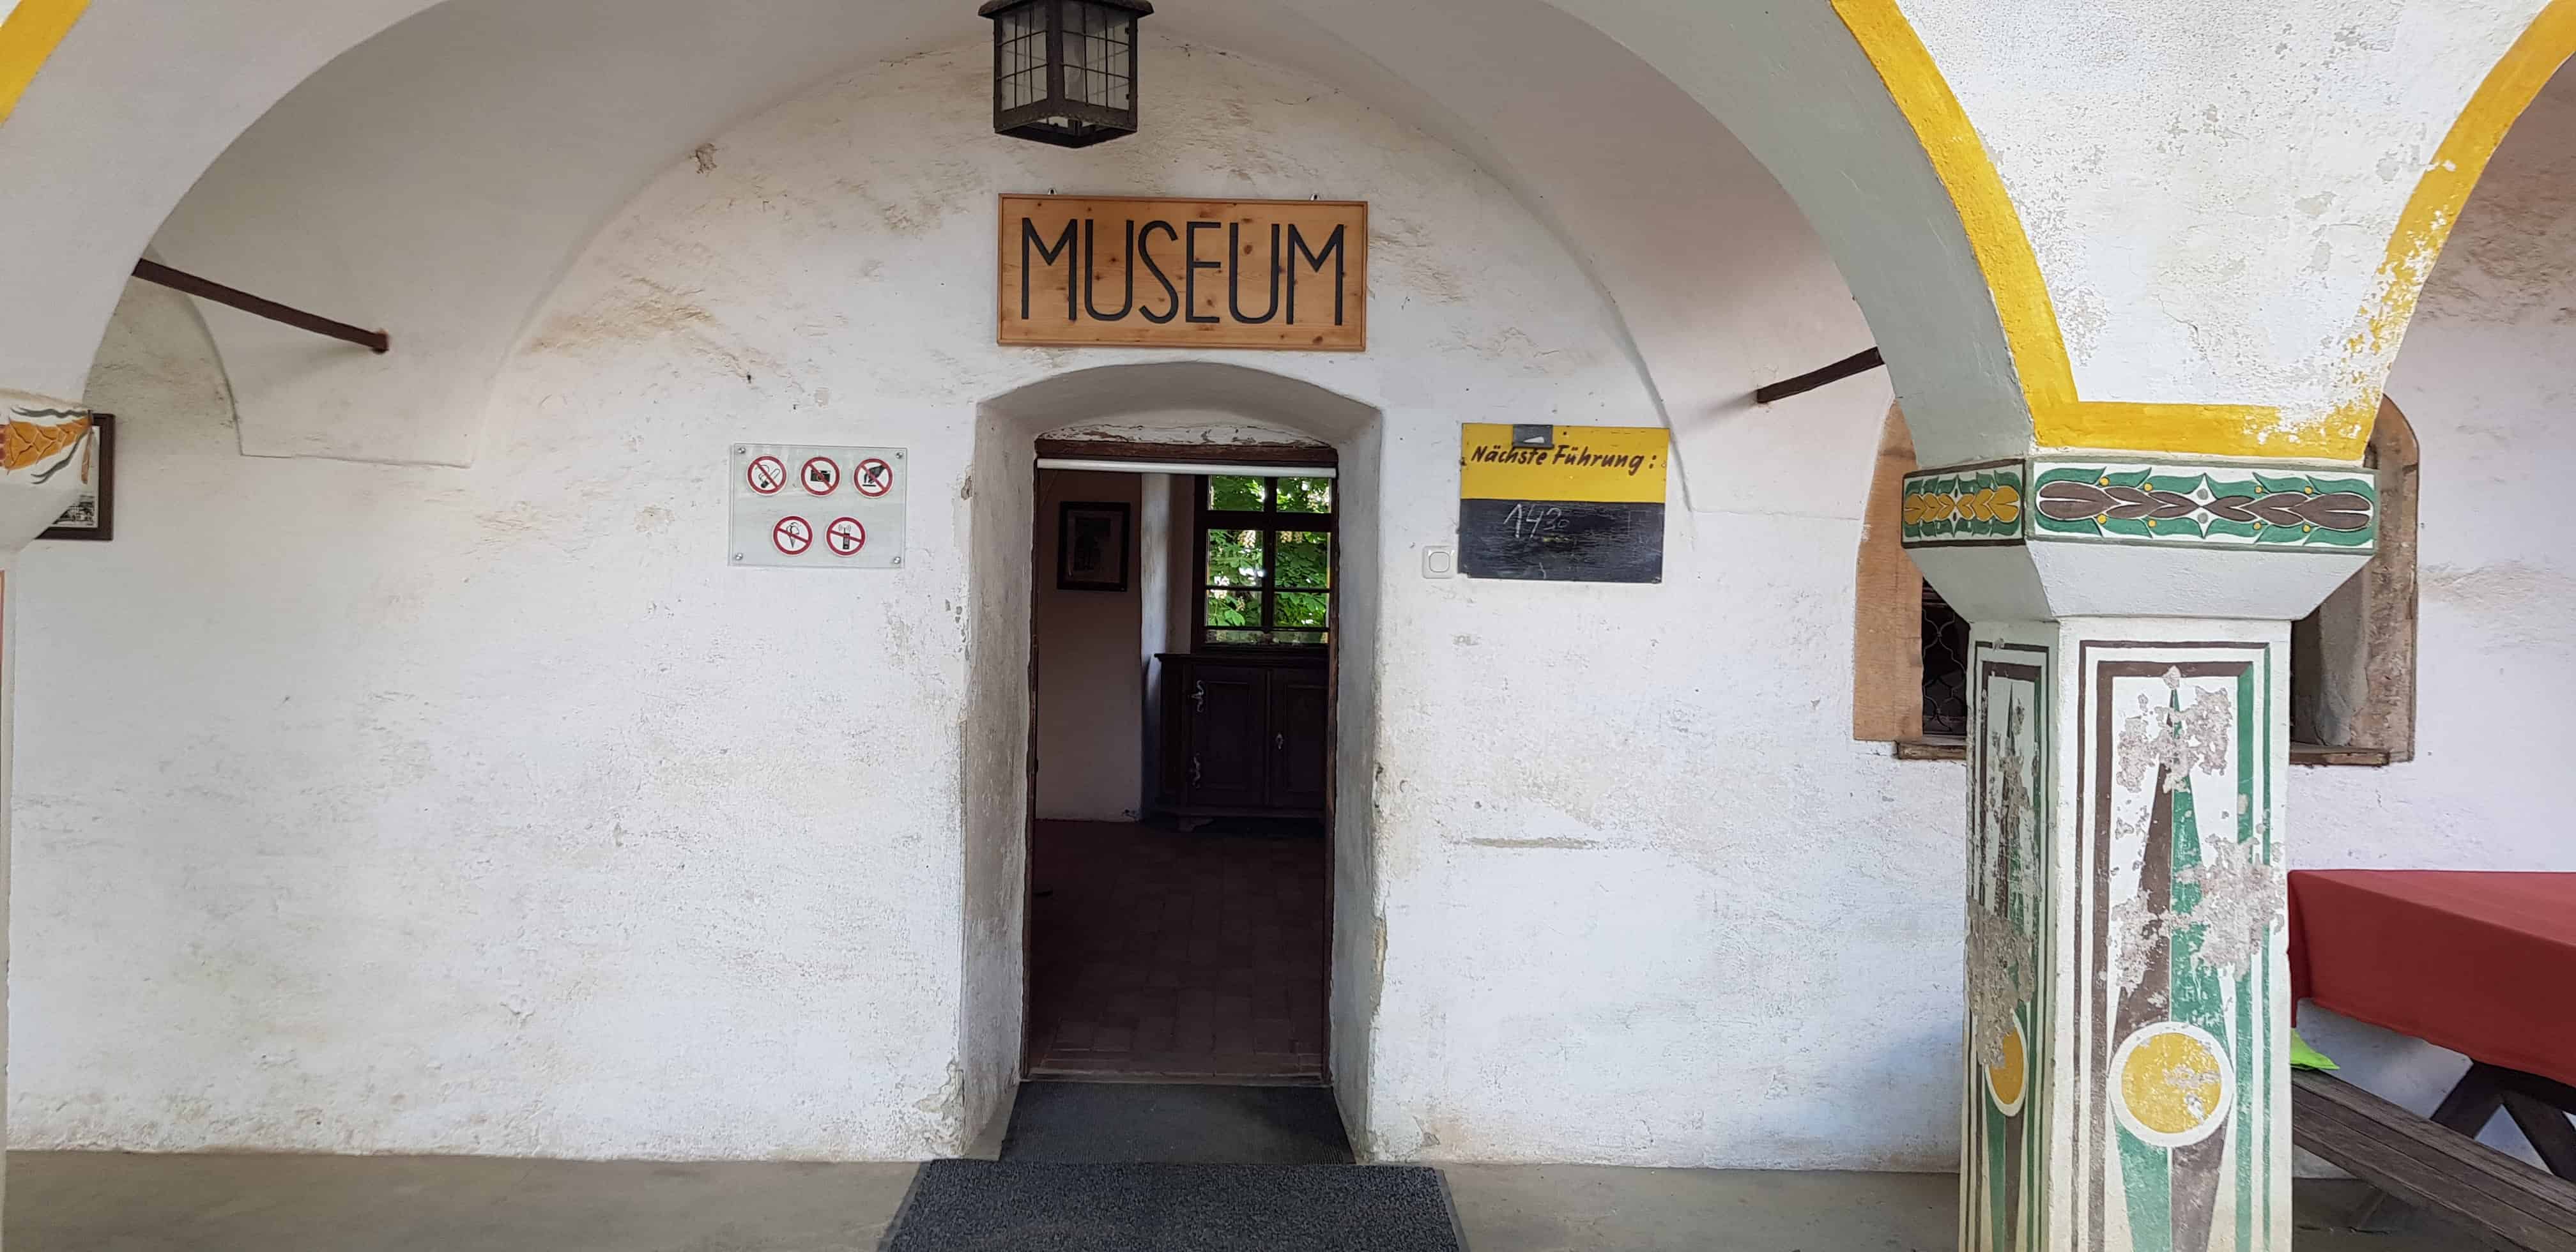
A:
0,0,90,126
1832,0,2576,461
2344,0,2576,436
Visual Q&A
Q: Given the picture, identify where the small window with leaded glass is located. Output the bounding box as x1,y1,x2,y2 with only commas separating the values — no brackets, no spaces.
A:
1921,583,1971,739
1198,474,1334,648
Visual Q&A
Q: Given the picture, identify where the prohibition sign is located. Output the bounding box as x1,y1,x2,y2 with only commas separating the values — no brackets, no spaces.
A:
801,456,842,495
825,517,867,556
772,515,815,556
855,457,895,498
746,455,787,495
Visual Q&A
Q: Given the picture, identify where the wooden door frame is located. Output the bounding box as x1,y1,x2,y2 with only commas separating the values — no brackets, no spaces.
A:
1018,438,1344,1083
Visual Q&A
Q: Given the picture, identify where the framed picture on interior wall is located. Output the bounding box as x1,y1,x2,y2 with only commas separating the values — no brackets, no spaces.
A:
38,412,113,542
1057,501,1131,593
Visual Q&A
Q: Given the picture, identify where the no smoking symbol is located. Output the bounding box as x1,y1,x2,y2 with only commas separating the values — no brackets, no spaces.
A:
801,457,841,495
746,455,786,495
772,515,814,556
855,457,894,498
825,517,866,556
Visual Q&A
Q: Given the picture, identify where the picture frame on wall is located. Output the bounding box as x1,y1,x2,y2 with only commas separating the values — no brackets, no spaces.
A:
38,412,112,542
1057,501,1131,593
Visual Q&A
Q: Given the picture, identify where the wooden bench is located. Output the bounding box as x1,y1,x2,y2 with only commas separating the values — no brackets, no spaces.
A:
2293,1067,2576,1252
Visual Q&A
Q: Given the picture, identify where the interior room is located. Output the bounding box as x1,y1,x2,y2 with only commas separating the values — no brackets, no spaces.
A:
1024,455,1338,1087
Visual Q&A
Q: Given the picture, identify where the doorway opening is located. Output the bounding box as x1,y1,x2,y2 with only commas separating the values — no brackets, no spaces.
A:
1022,441,1340,1086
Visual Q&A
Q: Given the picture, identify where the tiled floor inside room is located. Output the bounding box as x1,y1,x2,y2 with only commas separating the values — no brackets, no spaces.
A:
1025,820,1328,1081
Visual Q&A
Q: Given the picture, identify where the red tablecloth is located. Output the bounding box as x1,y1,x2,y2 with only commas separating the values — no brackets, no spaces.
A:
2288,870,2576,1089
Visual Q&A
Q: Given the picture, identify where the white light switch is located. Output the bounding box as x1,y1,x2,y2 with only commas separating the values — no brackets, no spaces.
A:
1422,546,1457,579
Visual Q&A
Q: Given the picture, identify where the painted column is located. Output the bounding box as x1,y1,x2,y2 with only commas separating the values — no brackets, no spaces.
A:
0,392,100,1236
1904,458,2379,1252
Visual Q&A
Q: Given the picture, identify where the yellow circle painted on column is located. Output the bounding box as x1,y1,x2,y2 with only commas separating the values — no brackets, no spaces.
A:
1984,1021,2028,1116
2110,1022,2235,1149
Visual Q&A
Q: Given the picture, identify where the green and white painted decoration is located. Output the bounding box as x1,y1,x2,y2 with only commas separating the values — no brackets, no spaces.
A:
1903,459,2025,547
1961,624,2292,1252
2077,636,2287,1252
1903,459,2375,553
1963,637,2050,1252
2028,462,2375,549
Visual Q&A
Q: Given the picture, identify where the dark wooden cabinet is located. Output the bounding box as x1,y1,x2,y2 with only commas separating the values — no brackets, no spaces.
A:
1156,653,1330,819
1184,662,1270,810
1266,666,1330,811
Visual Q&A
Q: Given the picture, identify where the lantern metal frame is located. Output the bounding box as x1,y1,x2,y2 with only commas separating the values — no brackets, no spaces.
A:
979,0,1154,149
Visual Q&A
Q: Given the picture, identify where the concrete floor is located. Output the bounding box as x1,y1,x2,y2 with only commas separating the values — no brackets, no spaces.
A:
3,1152,2490,1251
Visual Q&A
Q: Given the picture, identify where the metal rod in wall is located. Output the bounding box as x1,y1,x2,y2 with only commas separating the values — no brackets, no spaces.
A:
1754,346,1883,404
132,258,391,355
1034,458,1338,478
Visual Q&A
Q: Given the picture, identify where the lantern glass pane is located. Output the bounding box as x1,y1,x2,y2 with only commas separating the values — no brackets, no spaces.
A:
998,4,1045,111
1063,1,1132,111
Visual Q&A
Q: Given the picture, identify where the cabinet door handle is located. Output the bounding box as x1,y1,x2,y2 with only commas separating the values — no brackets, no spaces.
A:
1192,681,1206,713
1190,755,1204,784
1275,733,1285,751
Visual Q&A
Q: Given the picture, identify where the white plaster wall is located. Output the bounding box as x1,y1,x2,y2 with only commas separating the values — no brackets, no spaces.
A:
1032,470,1144,823
2293,58,2576,1167
130,0,1899,517
10,41,1967,1168
15,275,974,1159
956,401,1034,1155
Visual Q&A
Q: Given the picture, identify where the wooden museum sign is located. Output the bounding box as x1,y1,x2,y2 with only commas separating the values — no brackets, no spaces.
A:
998,194,1367,351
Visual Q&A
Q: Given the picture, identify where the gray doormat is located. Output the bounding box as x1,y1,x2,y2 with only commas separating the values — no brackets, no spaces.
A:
880,1159,1465,1252
1001,1082,1354,1165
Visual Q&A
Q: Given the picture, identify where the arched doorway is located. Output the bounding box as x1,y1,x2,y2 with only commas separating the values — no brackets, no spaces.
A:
961,362,1384,1147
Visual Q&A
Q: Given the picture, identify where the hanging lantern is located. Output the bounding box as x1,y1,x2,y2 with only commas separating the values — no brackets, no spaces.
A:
980,0,1153,148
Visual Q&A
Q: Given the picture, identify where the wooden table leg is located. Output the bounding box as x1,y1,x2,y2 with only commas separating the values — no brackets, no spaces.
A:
2504,1083,2576,1182
2350,1063,2509,1232
2506,1092,2576,1180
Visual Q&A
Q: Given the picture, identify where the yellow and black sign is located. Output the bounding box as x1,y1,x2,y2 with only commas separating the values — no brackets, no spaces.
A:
999,195,1368,351
1459,424,1669,583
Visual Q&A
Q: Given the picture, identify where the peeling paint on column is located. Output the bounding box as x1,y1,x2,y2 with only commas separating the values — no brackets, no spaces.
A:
1962,635,2048,1252
2080,639,2287,1252
1959,627,2290,1252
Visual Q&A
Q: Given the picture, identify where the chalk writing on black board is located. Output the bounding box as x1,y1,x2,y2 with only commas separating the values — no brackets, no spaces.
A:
1459,500,1664,584
1505,503,1568,539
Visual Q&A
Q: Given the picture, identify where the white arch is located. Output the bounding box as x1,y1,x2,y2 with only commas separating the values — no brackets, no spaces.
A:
3,0,1995,498
984,361,1379,447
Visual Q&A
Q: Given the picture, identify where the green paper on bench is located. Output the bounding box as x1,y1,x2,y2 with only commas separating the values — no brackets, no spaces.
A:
2290,1029,2339,1071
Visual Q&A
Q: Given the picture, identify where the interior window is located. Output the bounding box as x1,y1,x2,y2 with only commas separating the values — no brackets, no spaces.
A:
1199,475,1335,648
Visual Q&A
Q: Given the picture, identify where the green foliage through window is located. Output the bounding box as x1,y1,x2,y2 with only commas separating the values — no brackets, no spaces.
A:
1276,531,1330,590
1209,476,1267,512
1276,478,1333,514
1198,474,1335,647
1207,528,1265,586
